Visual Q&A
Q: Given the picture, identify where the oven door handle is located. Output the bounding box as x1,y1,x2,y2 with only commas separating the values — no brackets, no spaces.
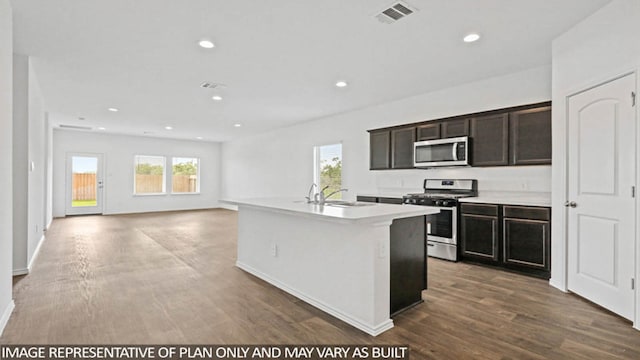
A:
452,143,458,161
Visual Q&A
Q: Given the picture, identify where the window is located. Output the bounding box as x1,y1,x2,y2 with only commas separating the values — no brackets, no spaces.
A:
172,157,199,193
314,143,342,199
134,155,166,194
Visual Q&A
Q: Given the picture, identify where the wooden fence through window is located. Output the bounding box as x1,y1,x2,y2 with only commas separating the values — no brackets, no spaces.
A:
74,173,197,197
135,174,164,193
72,173,97,201
172,175,197,193
133,174,197,193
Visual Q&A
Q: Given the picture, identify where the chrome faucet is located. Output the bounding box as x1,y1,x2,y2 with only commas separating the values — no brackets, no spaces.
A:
306,183,349,205
323,188,349,202
305,183,318,203
314,185,330,204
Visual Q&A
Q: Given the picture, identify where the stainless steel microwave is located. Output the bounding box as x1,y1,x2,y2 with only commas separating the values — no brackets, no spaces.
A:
414,136,470,168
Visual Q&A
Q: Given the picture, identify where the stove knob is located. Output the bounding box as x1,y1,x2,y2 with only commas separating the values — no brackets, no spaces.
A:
435,200,443,206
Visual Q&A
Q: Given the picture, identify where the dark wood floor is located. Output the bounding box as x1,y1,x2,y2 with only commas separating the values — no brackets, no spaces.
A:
1,209,639,359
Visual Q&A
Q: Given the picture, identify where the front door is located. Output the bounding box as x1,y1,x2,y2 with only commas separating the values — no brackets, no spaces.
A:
66,153,104,215
567,73,636,320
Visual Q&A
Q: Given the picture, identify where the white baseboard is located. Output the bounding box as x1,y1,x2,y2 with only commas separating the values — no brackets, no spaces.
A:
28,234,46,272
218,203,238,211
549,277,568,292
13,234,46,277
0,300,15,336
236,261,394,336
12,268,28,276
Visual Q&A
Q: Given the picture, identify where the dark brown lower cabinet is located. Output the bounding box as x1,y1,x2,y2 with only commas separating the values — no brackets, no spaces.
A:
356,195,378,203
390,216,426,317
379,197,403,205
461,203,550,279
461,214,499,262
356,195,403,205
460,204,500,263
502,206,550,278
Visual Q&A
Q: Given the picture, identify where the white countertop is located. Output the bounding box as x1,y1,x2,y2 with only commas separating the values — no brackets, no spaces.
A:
459,192,551,207
222,197,439,224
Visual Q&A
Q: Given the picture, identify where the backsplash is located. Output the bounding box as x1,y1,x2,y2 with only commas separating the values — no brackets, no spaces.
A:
371,165,551,195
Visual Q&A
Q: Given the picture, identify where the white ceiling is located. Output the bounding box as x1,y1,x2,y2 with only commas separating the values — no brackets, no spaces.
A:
11,0,612,142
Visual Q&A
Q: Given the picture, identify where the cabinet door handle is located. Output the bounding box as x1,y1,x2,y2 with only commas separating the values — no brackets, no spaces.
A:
564,201,577,208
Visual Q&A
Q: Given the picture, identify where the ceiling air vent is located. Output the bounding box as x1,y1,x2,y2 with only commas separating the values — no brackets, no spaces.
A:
375,1,417,24
59,124,92,130
200,81,227,90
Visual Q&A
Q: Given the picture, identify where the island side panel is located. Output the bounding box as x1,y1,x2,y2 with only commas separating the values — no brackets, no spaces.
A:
390,215,427,316
235,205,393,336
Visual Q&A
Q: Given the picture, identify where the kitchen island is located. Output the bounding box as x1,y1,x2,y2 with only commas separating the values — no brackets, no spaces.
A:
223,198,439,336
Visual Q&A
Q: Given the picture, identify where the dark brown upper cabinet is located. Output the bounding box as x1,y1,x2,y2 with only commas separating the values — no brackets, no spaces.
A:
367,101,551,170
470,113,509,166
416,123,441,141
369,130,390,170
441,118,469,138
391,127,416,169
509,106,552,165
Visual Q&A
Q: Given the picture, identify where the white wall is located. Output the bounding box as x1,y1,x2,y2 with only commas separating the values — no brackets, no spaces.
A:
27,58,46,269
12,54,28,274
45,114,53,228
12,54,47,275
221,65,552,201
53,131,222,216
551,0,640,324
0,0,15,336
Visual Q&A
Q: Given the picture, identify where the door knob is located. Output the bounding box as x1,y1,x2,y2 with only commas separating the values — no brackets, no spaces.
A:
564,201,577,208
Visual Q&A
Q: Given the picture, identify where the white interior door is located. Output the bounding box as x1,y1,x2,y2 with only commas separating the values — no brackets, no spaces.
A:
66,153,104,215
567,73,636,320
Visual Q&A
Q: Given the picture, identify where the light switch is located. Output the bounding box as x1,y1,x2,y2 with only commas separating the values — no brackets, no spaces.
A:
30,161,35,172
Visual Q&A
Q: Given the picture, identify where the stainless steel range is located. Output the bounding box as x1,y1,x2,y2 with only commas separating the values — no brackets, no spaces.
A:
403,179,478,261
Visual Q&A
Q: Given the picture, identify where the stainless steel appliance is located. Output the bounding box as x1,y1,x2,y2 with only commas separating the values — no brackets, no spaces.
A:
403,179,478,261
414,136,470,168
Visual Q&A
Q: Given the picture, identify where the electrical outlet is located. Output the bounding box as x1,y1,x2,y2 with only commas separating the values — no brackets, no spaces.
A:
270,243,278,257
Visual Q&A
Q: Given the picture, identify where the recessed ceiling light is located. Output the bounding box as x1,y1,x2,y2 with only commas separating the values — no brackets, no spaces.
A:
463,33,480,43
196,136,203,140
165,126,173,130
234,123,242,127
198,39,215,49
212,95,223,101
97,127,106,130
108,107,119,112
335,81,348,88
